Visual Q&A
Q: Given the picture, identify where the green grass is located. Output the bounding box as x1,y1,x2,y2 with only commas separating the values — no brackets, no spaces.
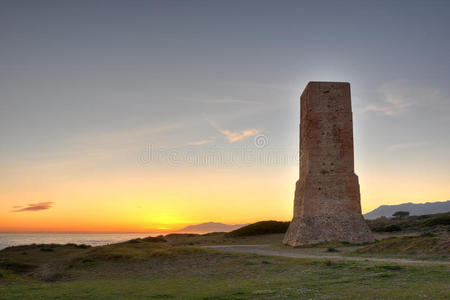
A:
165,232,285,246
1,256,448,299
352,234,449,260
1,236,449,299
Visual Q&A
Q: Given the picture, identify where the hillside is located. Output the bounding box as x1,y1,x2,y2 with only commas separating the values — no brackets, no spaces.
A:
226,221,290,237
177,222,247,233
364,201,450,219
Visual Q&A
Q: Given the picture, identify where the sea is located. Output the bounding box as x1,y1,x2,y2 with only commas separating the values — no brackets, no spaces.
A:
0,233,161,250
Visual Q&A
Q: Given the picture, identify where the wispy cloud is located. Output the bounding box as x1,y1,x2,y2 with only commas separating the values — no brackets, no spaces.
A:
13,202,53,212
363,80,449,116
363,102,412,116
219,129,260,143
204,117,261,143
388,142,428,151
219,80,298,92
188,139,214,146
71,122,184,147
201,99,260,105
363,81,415,116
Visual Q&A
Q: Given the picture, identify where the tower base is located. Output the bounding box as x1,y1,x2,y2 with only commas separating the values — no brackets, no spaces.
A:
283,215,374,247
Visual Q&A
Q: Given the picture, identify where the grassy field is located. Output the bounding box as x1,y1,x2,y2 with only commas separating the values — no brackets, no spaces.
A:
1,233,449,299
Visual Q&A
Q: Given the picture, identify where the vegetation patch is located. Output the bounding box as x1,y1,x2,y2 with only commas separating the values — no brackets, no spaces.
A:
379,265,403,271
421,214,450,227
0,236,449,299
40,247,54,252
367,212,450,232
226,221,290,237
326,247,339,252
0,260,37,273
353,234,449,257
78,242,209,263
128,236,168,243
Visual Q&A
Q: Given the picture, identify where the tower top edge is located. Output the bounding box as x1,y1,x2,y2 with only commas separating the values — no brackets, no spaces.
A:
300,81,350,97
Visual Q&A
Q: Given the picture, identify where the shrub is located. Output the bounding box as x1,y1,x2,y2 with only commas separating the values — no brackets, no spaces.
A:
128,236,167,243
326,247,339,252
226,221,290,237
44,273,64,282
421,215,450,226
379,265,403,271
40,247,54,252
0,261,37,273
141,236,168,243
392,211,410,218
383,224,401,232
420,232,436,237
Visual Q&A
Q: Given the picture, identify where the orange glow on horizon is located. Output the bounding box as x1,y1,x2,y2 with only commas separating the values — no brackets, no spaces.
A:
1,160,449,232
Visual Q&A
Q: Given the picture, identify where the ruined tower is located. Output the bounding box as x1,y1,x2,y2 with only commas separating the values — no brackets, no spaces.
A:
283,82,374,246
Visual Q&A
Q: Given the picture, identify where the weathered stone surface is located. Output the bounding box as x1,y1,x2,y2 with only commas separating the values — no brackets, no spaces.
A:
283,82,374,246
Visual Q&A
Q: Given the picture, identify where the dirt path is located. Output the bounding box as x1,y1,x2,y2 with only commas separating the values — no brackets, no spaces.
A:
205,244,450,265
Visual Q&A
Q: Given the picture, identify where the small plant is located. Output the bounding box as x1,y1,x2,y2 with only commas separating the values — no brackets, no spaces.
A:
0,261,37,273
81,258,95,264
44,273,64,282
384,224,401,232
325,260,332,266
40,247,54,252
421,215,450,226
379,265,403,271
326,247,339,252
420,232,436,237
128,239,143,243
151,294,175,299
392,211,410,218
378,273,394,278
141,236,168,243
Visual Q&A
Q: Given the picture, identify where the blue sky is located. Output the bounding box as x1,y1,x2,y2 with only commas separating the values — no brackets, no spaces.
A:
1,0,449,230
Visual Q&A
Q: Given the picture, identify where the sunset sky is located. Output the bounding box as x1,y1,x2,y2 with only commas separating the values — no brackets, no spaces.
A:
1,0,449,232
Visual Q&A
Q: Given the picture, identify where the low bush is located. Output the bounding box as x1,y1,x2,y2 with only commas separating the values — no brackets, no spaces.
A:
226,221,290,237
326,247,339,252
383,224,401,232
0,260,37,273
421,215,450,227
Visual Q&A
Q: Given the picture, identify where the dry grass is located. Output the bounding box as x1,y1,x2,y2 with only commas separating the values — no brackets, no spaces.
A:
352,233,450,260
1,233,449,299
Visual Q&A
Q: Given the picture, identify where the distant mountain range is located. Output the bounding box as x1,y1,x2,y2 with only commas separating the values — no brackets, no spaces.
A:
364,200,450,219
177,222,248,233
174,201,450,232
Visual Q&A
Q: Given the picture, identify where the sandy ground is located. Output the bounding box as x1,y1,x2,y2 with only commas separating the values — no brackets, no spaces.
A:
205,244,450,265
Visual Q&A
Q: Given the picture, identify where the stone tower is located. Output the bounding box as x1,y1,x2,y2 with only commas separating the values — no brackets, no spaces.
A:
283,82,374,246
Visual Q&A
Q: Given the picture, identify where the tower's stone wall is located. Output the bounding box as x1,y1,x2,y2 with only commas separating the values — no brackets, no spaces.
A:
283,82,374,246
